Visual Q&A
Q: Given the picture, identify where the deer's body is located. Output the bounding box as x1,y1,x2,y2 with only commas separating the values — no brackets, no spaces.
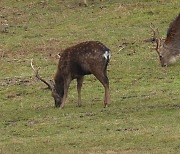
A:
53,41,111,108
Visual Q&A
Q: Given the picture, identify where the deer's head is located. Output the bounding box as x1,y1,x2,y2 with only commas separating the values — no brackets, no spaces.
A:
157,44,177,67
151,14,180,67
150,23,176,67
31,59,63,108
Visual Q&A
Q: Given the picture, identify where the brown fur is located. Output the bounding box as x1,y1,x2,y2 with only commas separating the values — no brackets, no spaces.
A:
155,14,180,66
53,41,111,108
165,13,180,45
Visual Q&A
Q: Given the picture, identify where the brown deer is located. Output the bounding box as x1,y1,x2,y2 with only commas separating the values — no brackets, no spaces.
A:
31,41,111,109
151,13,180,67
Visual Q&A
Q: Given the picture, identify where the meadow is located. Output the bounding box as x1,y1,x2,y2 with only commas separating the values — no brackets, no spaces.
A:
0,0,180,153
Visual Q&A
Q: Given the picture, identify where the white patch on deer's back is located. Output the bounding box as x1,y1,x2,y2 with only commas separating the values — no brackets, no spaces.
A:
103,50,111,60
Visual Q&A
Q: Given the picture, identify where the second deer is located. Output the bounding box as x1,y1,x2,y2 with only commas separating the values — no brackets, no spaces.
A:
151,14,180,67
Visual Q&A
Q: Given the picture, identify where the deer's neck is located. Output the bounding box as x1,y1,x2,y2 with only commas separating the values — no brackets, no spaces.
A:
54,72,64,96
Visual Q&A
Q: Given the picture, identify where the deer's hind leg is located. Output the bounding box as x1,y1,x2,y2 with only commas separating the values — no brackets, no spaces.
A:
93,69,110,108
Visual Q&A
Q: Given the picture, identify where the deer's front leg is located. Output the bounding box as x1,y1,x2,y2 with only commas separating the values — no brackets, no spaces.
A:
60,77,71,109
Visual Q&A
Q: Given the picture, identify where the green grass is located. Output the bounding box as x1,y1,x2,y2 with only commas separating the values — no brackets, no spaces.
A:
0,0,180,153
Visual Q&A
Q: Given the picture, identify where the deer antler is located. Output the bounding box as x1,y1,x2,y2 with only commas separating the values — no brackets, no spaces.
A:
150,23,162,53
30,59,54,90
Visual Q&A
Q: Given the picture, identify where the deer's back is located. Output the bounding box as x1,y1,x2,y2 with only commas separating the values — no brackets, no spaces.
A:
58,41,110,78
165,14,180,50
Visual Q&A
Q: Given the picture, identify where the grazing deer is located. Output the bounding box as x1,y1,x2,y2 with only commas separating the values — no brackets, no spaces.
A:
31,41,111,108
151,14,180,67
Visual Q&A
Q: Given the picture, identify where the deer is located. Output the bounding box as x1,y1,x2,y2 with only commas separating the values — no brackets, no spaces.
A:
81,0,104,7
150,13,180,67
31,41,111,109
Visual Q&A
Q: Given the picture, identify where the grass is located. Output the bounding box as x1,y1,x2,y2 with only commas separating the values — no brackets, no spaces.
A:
0,0,180,153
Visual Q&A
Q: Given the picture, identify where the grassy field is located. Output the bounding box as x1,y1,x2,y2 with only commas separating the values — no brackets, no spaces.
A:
0,0,180,153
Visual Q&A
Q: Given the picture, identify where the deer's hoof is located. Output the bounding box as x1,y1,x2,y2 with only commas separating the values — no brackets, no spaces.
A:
104,104,110,108
60,105,64,109
55,105,60,108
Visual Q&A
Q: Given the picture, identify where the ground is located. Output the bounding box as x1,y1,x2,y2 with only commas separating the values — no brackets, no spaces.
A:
0,0,180,153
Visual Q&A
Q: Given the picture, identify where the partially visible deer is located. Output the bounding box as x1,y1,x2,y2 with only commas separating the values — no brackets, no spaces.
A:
81,0,104,7
31,41,111,108
151,13,180,67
